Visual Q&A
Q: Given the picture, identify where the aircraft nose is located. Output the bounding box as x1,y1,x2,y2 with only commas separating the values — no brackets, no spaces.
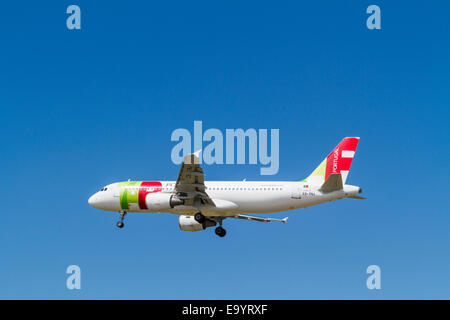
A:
88,193,98,207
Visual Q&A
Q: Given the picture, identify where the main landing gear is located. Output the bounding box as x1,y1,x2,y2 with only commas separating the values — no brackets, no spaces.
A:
215,226,226,237
117,211,127,228
195,212,227,237
194,212,206,224
214,218,226,237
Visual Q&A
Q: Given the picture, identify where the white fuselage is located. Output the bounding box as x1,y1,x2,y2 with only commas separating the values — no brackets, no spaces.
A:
88,181,361,217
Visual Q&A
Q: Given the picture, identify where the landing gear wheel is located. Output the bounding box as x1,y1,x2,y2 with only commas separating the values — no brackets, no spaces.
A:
117,211,127,229
215,226,226,237
194,212,206,223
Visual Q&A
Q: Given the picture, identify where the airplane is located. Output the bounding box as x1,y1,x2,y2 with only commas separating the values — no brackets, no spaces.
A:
88,137,364,237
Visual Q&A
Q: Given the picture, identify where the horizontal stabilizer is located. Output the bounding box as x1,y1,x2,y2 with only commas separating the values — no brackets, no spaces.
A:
348,195,366,199
319,173,343,193
233,214,288,224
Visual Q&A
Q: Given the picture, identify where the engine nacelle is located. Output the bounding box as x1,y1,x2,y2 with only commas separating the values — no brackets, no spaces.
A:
178,215,217,232
145,193,184,211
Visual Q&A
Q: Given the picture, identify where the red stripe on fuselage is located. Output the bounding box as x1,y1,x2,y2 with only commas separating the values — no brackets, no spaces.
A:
138,181,162,209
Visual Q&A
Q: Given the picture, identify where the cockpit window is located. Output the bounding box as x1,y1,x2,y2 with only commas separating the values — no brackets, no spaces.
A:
104,187,108,191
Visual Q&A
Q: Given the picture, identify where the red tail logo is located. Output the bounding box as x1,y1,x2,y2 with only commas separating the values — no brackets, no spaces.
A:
325,137,359,181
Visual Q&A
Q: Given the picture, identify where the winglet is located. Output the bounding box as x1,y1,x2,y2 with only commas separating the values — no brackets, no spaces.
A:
193,149,202,158
184,150,202,165
282,217,288,224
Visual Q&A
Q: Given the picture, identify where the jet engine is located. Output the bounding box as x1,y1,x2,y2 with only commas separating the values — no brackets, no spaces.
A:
178,215,217,232
145,193,184,210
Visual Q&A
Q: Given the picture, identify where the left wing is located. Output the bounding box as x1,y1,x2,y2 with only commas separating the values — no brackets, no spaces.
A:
232,214,288,224
175,151,215,207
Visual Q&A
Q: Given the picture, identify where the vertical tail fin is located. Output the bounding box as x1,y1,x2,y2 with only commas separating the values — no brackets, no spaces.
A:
303,137,360,185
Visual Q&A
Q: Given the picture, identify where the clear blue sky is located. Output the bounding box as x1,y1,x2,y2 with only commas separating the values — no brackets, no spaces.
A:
0,1,449,299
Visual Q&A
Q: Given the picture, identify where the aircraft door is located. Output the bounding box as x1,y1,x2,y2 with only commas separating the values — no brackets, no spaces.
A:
290,185,301,199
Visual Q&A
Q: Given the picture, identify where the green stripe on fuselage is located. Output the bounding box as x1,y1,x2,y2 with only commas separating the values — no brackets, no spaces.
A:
120,189,128,210
119,181,142,210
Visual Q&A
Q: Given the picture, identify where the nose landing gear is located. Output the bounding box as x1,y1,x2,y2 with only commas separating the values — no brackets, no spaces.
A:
117,211,127,228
